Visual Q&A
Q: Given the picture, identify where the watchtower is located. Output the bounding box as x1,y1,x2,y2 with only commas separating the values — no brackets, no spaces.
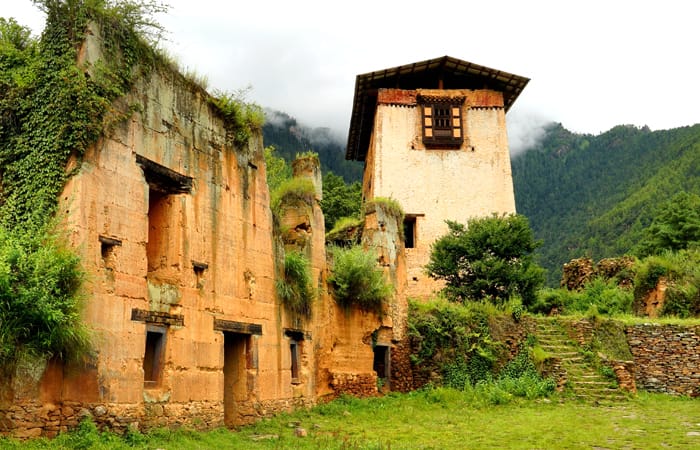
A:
346,56,529,298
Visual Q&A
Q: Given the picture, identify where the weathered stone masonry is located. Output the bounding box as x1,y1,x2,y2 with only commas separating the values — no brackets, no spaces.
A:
626,324,699,396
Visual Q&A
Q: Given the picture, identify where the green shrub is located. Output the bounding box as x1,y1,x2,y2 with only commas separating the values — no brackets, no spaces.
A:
633,254,677,300
408,298,504,386
0,224,92,366
663,283,700,317
327,245,392,315
276,251,313,318
426,215,544,307
530,288,572,314
632,250,700,317
565,277,633,315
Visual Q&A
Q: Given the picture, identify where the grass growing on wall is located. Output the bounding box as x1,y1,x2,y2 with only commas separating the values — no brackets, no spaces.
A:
276,250,314,319
210,88,265,148
364,197,404,222
327,245,392,315
270,178,316,218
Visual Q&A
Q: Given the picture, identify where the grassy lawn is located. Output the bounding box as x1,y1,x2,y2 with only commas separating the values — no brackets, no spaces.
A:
3,390,698,449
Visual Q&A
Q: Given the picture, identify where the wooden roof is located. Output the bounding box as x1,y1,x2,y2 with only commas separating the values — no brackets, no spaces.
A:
345,56,529,161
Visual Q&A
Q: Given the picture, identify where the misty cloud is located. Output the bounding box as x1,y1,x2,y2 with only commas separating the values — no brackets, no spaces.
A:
507,110,555,157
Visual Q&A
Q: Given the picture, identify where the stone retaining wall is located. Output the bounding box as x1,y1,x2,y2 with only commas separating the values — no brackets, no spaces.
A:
0,397,313,439
626,324,700,396
329,372,378,398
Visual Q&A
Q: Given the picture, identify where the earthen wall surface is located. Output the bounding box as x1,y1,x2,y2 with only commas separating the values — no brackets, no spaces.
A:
0,27,311,438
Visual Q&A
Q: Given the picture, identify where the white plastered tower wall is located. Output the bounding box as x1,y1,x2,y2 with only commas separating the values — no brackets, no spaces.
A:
346,57,528,300
363,88,517,299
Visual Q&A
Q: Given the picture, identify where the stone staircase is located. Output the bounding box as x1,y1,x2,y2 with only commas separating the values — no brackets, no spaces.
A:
535,318,628,404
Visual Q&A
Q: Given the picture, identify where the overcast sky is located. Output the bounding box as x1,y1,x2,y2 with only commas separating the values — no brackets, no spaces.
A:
4,0,699,153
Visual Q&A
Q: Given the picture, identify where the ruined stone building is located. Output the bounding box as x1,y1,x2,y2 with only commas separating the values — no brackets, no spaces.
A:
0,22,409,439
346,56,529,298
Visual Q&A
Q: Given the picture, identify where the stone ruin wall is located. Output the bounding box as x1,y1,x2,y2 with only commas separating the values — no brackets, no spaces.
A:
626,324,699,396
567,319,698,396
0,26,308,438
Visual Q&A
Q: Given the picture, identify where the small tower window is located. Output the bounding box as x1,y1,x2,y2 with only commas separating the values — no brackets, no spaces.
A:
404,216,416,249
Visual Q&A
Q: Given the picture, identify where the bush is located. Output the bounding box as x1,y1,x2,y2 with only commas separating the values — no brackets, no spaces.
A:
276,251,313,318
633,254,677,300
530,288,573,315
567,277,633,315
633,250,700,317
327,245,392,314
0,224,92,366
408,298,504,386
426,215,545,307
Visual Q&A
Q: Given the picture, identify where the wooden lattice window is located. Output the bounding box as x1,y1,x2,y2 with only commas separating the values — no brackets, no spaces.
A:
420,96,464,148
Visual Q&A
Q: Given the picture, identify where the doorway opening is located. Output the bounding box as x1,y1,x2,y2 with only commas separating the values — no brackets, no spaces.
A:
223,332,249,427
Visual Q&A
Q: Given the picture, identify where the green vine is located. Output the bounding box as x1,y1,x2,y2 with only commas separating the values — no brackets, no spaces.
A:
0,1,169,367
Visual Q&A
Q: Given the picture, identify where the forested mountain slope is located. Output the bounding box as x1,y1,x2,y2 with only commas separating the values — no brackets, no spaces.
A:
512,122,700,285
262,110,363,182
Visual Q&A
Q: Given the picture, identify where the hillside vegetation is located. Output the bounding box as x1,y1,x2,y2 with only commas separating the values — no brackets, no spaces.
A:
512,123,700,285
262,110,363,183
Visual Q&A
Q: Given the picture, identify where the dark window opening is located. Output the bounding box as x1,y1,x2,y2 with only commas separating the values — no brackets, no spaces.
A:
373,345,389,379
290,341,300,382
404,217,416,249
147,189,172,273
143,327,166,388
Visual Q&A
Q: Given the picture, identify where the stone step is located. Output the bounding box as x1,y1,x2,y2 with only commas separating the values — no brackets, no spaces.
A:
534,318,628,404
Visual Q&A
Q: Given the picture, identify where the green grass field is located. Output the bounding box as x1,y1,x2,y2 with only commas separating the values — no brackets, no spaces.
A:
2,390,698,449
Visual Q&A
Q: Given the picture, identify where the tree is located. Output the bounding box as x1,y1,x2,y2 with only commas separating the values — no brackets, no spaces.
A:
426,214,545,306
321,172,362,230
635,191,700,256
263,145,292,193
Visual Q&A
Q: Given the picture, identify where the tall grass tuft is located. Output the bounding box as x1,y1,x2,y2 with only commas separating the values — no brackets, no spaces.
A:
276,251,314,318
327,245,392,315
270,178,316,218
364,197,404,222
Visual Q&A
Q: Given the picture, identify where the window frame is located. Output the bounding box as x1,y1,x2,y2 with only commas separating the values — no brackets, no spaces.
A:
419,96,465,148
